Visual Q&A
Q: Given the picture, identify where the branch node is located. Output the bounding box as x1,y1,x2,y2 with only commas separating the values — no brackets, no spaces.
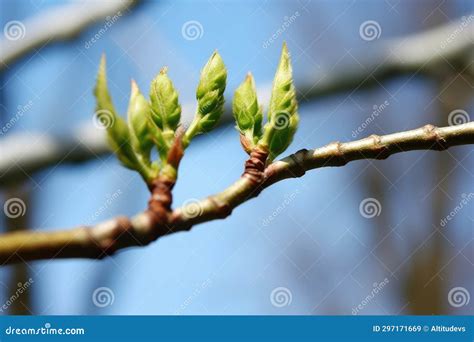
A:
330,141,348,166
423,124,448,150
369,134,390,159
242,147,269,185
290,148,309,177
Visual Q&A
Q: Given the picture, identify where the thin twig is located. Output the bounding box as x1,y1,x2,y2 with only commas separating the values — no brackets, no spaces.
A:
0,122,472,265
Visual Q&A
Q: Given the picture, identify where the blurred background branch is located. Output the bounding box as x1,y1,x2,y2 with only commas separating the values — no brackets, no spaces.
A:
2,187,32,314
0,0,138,70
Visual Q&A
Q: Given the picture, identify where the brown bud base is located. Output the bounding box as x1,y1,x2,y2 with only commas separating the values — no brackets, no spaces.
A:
239,134,253,154
145,177,175,236
242,147,269,185
167,128,185,169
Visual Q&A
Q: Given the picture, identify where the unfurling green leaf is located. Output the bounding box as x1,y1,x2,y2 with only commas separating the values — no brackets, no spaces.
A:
127,80,154,161
105,116,139,170
184,51,227,147
150,67,181,131
233,73,263,153
94,55,140,171
262,42,299,161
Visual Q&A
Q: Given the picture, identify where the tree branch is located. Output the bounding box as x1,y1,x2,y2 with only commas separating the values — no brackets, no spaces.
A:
302,16,474,99
0,129,111,186
1,17,472,187
1,122,472,265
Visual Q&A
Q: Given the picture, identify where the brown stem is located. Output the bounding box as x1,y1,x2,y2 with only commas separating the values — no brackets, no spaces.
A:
146,177,174,226
0,122,473,265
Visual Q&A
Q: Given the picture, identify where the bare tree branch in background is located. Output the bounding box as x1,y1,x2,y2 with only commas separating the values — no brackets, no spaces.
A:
1,17,472,187
0,122,472,265
301,16,474,98
406,62,474,314
0,128,111,186
3,187,32,314
0,0,138,70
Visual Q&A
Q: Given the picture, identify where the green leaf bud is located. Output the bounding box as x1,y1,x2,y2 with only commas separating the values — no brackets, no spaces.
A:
262,43,299,161
233,72,263,152
184,51,227,146
127,80,154,161
149,67,181,131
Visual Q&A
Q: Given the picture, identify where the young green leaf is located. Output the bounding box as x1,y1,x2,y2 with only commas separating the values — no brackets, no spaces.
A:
149,67,181,131
233,73,263,153
184,51,227,147
127,80,154,162
262,43,299,161
148,67,184,166
94,55,140,170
